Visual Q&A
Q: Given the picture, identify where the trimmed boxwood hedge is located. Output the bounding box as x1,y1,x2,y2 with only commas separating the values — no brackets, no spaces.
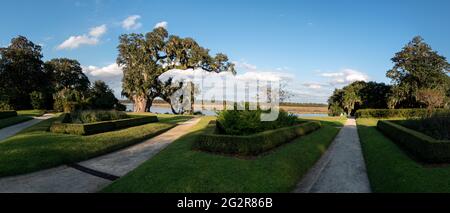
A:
50,115,159,135
0,111,17,119
193,121,321,156
377,120,450,163
356,108,449,118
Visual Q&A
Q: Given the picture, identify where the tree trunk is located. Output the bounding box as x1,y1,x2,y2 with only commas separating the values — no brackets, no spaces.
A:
133,95,148,112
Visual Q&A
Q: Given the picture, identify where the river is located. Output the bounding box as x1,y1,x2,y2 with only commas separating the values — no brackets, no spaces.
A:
124,103,328,117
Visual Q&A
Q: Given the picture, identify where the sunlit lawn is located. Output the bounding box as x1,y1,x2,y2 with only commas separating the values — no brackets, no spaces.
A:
102,116,346,193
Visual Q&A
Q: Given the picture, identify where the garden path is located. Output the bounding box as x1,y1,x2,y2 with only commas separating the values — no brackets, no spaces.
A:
0,117,201,193
294,118,371,193
0,114,54,141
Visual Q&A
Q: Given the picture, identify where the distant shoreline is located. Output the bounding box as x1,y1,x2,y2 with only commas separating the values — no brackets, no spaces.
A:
124,102,328,114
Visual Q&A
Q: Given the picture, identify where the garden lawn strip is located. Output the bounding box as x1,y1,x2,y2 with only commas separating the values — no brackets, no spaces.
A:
357,118,450,192
0,116,33,130
102,117,345,193
0,114,191,177
0,114,54,141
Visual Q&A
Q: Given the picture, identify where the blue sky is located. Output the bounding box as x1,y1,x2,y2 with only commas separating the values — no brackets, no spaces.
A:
1,0,449,103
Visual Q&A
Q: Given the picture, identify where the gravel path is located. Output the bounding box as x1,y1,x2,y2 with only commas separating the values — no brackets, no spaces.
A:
0,114,54,141
0,117,201,193
294,118,371,193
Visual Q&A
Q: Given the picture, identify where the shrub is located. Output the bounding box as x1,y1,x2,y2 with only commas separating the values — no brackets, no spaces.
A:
216,109,299,136
0,111,17,119
194,121,321,156
328,103,344,116
29,91,45,110
395,111,450,140
377,120,450,163
50,115,158,135
0,102,13,111
355,108,449,118
69,110,129,123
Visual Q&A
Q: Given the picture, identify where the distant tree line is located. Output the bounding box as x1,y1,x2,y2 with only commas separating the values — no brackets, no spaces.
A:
0,36,125,112
329,36,450,116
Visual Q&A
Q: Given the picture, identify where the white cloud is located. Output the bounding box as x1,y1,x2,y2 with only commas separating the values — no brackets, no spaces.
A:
302,83,324,89
83,63,123,77
89,24,107,37
57,24,106,50
122,15,142,30
154,21,168,29
57,35,99,50
320,69,369,85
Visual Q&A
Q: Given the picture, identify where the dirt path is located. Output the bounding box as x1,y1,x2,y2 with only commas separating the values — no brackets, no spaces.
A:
294,118,371,193
0,118,201,193
0,114,54,141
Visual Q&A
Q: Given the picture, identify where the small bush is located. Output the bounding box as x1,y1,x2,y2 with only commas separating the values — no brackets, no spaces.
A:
0,102,13,111
50,115,159,135
0,111,17,119
29,91,45,110
355,108,449,118
216,109,300,136
377,120,450,163
194,121,321,156
69,110,129,124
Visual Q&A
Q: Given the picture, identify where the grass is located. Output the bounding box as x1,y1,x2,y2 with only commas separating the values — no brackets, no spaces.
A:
0,116,33,129
357,118,450,192
0,113,192,177
0,110,47,129
102,116,346,193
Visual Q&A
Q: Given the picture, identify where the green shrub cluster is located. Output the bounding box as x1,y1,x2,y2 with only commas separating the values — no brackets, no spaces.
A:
0,111,17,119
50,115,158,135
355,108,449,118
395,111,450,140
194,121,321,156
69,110,129,123
216,109,300,136
377,120,450,163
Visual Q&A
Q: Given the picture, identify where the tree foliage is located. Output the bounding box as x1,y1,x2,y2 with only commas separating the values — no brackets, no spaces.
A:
328,81,391,116
89,80,124,110
0,36,49,109
386,36,450,108
44,58,90,92
118,27,235,113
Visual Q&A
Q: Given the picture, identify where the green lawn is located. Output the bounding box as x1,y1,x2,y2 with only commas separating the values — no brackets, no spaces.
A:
102,116,346,193
0,116,33,129
357,118,450,192
0,114,192,177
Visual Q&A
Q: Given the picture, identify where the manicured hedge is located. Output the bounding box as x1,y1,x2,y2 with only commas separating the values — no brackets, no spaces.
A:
50,115,159,135
193,121,321,156
377,120,450,163
0,111,17,119
356,108,449,118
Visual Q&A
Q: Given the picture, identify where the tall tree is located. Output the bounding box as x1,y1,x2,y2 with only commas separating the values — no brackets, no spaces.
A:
44,58,90,92
0,36,48,109
89,80,122,110
386,36,450,108
118,27,235,113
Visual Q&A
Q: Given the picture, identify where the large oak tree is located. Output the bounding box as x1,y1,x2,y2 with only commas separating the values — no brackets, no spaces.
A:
118,27,235,113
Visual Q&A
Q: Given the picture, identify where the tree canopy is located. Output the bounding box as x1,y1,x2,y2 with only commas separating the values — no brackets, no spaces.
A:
118,27,235,113
328,81,391,116
0,36,49,109
386,36,450,108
